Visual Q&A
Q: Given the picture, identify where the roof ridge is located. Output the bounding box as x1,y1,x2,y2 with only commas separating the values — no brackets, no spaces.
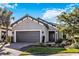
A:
37,18,55,26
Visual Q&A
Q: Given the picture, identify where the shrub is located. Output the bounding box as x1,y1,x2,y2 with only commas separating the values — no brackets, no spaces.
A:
69,43,79,49
55,38,63,44
39,43,46,47
74,37,79,42
56,38,72,47
59,40,67,47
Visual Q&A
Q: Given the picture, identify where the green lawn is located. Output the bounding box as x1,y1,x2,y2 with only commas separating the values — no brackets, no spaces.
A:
20,47,79,56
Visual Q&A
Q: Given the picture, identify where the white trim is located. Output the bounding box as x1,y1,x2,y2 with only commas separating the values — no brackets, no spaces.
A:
55,32,57,42
23,17,28,21
56,31,58,40
13,29,42,43
48,30,56,31
33,20,38,23
14,31,16,42
15,29,41,31
40,30,42,43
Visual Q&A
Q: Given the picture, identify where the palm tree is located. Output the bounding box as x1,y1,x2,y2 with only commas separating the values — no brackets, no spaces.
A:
0,8,13,50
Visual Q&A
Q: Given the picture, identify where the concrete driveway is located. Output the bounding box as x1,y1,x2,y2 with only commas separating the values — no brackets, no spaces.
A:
6,43,38,50
0,42,39,56
0,42,37,56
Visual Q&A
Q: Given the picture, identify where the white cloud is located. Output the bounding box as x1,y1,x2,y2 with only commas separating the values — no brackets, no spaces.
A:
42,9,65,22
0,3,18,9
65,3,79,12
14,3,18,6
42,3,79,23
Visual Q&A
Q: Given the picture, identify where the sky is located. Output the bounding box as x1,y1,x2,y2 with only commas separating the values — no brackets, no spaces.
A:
0,3,79,23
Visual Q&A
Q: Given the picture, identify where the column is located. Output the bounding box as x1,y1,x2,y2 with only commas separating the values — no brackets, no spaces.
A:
14,31,16,42
55,31,58,42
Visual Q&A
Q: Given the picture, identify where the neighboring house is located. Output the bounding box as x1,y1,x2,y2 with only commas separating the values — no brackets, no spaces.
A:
0,26,12,41
11,15,60,43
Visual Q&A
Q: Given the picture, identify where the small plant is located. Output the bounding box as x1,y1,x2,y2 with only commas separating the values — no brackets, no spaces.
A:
39,43,46,47
7,36,13,43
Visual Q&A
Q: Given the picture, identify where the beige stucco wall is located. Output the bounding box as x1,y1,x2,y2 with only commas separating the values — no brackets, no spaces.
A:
13,17,45,30
8,30,12,36
12,17,49,43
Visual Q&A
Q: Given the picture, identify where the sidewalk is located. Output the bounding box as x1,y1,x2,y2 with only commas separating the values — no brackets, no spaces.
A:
0,47,23,56
25,53,79,56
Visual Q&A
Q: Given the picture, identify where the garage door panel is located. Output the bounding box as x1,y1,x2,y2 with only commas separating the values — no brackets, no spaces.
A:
16,31,40,43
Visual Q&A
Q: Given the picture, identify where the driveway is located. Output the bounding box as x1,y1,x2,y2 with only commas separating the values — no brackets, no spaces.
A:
6,42,38,50
0,43,38,56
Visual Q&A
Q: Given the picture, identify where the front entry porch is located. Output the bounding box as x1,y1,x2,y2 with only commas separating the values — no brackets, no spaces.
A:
49,31,55,42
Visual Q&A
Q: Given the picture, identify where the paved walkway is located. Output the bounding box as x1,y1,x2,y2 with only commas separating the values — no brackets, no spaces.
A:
50,53,79,56
0,47,22,56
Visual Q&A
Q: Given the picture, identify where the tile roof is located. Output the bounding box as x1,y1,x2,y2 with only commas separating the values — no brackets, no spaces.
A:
11,14,56,29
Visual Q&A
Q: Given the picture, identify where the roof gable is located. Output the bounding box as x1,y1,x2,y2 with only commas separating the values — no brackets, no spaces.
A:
11,14,56,29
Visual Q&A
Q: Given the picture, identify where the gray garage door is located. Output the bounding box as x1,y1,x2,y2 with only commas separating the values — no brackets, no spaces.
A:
16,31,40,43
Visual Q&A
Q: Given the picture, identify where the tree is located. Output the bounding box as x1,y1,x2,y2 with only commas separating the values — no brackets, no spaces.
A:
57,7,79,44
0,8,13,50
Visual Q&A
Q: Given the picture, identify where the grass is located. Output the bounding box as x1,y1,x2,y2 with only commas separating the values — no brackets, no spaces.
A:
62,48,79,53
20,46,79,56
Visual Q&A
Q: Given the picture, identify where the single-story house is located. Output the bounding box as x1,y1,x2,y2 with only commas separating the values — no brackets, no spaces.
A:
0,26,12,41
12,15,61,43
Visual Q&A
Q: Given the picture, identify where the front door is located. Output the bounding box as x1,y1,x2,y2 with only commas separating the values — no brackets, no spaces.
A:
49,31,55,42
